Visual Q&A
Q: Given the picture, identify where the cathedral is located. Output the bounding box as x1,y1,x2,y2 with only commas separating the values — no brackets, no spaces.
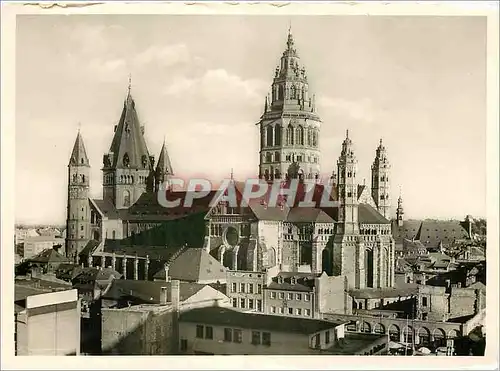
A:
67,29,395,289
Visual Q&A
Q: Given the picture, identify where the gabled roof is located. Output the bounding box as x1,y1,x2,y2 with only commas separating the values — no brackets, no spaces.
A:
29,248,71,264
69,131,89,167
102,240,185,262
91,198,123,220
153,248,227,283
358,203,390,224
268,272,321,292
124,191,217,222
179,307,343,335
101,279,205,304
104,91,152,170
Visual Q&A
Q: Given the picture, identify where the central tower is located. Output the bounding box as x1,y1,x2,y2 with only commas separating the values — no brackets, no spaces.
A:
102,81,155,209
258,29,321,181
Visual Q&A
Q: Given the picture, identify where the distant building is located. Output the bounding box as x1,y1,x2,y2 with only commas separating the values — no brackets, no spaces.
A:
23,236,65,259
14,287,80,355
178,306,387,355
15,228,40,245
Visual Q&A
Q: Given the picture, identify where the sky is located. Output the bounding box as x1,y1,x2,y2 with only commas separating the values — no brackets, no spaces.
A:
15,15,487,225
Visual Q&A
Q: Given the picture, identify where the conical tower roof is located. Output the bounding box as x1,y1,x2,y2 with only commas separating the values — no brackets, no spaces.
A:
107,83,152,170
156,139,174,177
69,130,90,166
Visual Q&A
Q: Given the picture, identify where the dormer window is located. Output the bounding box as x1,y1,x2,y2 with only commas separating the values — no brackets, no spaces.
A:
291,277,296,285
277,276,284,284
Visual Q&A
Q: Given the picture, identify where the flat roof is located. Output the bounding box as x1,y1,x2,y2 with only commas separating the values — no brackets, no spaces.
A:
180,307,345,335
349,284,419,299
326,332,386,355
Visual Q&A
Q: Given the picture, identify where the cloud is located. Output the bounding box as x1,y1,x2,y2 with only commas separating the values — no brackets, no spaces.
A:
133,44,192,68
163,68,268,106
318,96,377,123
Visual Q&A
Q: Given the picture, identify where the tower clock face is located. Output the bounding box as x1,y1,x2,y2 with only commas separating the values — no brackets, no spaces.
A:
225,226,239,247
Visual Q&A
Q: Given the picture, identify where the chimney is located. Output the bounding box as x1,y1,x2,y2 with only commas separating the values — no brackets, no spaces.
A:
164,263,171,282
171,279,180,311
160,286,168,305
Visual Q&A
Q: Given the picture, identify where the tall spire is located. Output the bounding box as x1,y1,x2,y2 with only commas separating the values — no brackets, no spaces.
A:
105,83,152,170
69,129,89,166
156,138,174,179
128,73,132,95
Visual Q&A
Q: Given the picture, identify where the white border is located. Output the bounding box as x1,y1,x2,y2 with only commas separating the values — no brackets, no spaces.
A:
1,1,498,370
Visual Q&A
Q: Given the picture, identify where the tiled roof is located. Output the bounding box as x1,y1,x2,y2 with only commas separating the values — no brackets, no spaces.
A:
393,219,470,248
153,248,227,283
102,240,183,261
29,248,71,264
91,198,122,219
124,191,217,221
179,306,343,334
358,203,390,224
286,207,335,223
102,279,205,304
267,272,321,292
79,239,100,257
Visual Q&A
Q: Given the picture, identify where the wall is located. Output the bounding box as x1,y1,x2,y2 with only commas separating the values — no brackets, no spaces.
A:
316,274,348,314
257,221,282,268
101,306,176,355
179,322,319,355
17,289,80,356
322,312,463,345
102,219,124,240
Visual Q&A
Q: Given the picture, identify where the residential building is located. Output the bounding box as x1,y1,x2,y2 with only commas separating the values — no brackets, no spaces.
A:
100,279,231,355
23,235,65,259
264,271,350,318
178,306,370,355
226,270,269,312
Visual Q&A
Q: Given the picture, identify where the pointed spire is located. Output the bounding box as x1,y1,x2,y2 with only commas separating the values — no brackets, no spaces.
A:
346,129,349,139
108,84,151,169
264,95,268,113
230,168,234,181
128,73,132,95
69,128,90,166
156,138,174,178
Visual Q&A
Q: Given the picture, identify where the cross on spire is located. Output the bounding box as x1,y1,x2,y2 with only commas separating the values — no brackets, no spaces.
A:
346,129,349,139
77,122,81,133
128,73,132,94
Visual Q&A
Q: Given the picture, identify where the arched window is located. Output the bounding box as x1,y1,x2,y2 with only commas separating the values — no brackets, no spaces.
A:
286,125,294,145
266,126,274,147
274,152,280,162
112,230,116,239
123,153,130,167
312,130,318,147
278,85,284,100
297,125,304,145
307,128,312,146
123,190,131,207
274,125,282,146
265,152,272,163
290,85,296,99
